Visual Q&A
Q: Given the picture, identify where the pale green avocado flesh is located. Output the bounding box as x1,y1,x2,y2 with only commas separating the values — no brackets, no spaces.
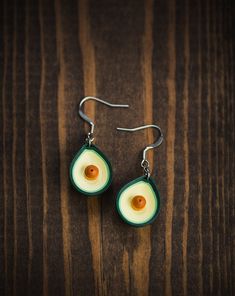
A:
70,145,112,196
116,177,160,226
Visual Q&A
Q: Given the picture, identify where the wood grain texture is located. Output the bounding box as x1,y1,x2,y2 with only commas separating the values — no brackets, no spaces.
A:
0,0,234,295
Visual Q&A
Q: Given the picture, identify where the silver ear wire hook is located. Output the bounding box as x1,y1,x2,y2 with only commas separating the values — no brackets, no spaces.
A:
79,96,129,145
117,124,163,178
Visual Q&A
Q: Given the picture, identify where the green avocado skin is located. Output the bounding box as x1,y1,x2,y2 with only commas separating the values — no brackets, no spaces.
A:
70,144,112,196
116,176,160,227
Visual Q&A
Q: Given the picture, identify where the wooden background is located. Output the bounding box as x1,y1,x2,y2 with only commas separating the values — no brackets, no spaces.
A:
0,0,234,295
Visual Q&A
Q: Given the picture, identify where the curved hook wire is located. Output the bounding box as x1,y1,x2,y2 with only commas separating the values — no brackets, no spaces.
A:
79,96,129,135
117,124,163,161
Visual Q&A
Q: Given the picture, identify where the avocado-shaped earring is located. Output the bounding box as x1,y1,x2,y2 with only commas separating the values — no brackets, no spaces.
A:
70,96,129,196
116,124,163,226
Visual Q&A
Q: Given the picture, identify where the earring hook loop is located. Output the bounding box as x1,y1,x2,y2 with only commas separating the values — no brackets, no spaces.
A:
116,124,163,178
79,96,129,145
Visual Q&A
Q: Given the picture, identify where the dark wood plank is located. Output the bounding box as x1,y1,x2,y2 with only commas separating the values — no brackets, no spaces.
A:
0,0,234,295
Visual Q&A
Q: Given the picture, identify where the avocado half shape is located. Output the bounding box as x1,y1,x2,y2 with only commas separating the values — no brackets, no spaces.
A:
70,144,112,196
116,176,160,227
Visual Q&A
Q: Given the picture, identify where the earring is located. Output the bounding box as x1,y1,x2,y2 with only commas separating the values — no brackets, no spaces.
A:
70,96,129,196
116,124,163,226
